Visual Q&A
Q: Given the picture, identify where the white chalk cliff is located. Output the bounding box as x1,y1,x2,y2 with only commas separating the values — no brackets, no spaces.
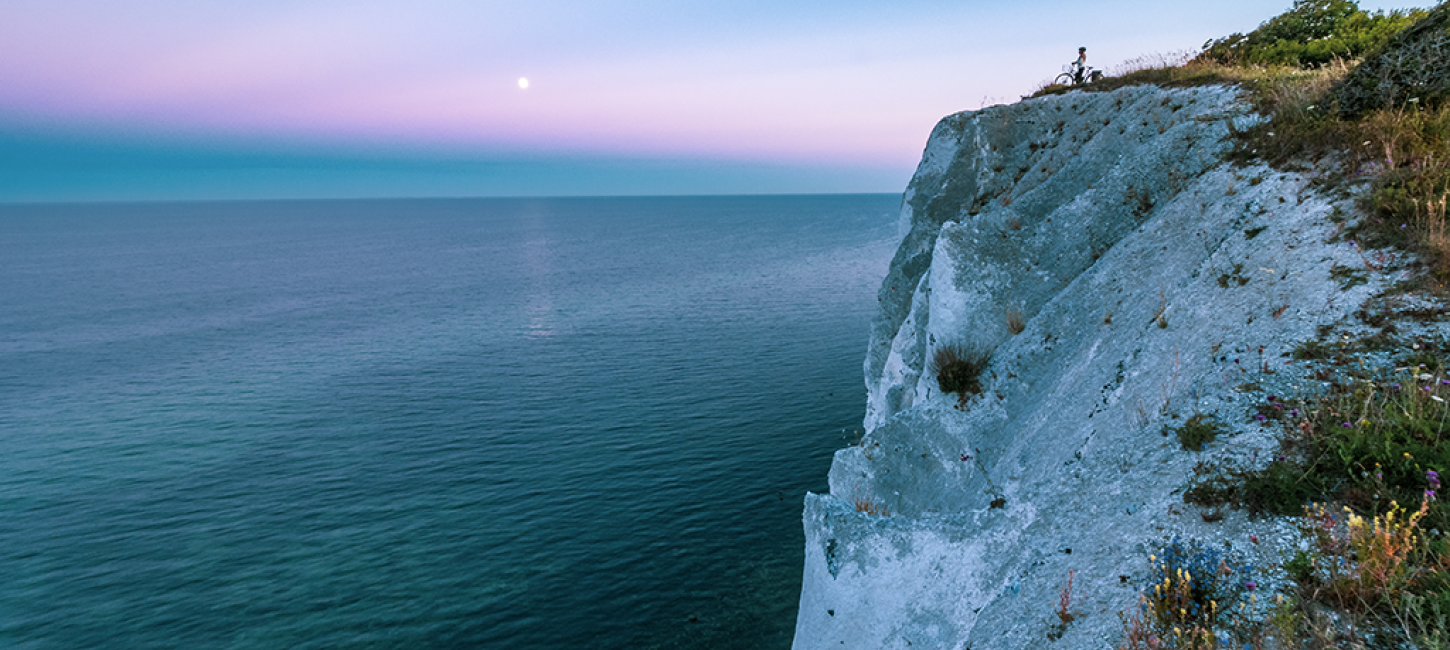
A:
793,84,1399,649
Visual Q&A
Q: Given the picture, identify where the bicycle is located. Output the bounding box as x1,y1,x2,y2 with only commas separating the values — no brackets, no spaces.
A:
1054,64,1103,86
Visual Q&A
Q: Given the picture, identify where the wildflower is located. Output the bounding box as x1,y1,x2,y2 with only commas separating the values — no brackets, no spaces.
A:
1256,414,1267,422
1422,373,1435,381
1245,580,1256,591
1266,395,1276,402
1429,470,1440,490
1428,490,1437,500
1342,422,1353,428
1249,534,1259,544
1434,396,1445,403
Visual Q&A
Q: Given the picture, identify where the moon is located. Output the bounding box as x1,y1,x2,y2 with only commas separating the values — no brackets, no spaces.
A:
517,77,529,90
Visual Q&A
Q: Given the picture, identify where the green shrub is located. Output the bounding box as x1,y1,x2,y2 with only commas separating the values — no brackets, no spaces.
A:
1197,0,1423,69
1328,2,1450,115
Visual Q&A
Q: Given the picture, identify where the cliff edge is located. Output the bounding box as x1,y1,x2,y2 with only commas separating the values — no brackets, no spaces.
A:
793,84,1406,649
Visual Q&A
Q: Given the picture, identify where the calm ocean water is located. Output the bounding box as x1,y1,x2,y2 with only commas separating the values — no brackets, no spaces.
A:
0,195,899,649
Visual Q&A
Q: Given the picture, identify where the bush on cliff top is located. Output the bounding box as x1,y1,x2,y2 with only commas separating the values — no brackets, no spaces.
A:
1327,1,1450,114
1197,0,1424,69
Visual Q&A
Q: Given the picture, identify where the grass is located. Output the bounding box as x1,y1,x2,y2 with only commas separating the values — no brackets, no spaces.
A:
1167,414,1228,452
853,494,888,516
930,343,990,406
1005,306,1026,335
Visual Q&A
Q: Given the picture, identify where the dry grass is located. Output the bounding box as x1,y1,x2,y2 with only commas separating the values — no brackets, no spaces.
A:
1005,305,1026,334
853,494,888,516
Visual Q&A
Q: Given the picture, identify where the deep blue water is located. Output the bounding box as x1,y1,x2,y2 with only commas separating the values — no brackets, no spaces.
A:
0,195,898,649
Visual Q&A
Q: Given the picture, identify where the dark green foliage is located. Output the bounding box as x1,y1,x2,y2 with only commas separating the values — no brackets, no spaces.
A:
1169,414,1228,451
1290,339,1338,360
1198,0,1424,69
1328,2,1450,115
930,344,989,399
1238,457,1322,516
1284,550,1316,583
1330,264,1368,289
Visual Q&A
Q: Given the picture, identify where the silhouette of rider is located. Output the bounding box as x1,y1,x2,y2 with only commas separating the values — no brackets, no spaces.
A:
1072,47,1087,84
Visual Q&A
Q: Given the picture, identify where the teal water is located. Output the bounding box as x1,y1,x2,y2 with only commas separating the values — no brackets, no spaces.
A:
0,195,898,649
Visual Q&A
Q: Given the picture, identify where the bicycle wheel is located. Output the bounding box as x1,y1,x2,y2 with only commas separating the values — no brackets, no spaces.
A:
1054,73,1075,86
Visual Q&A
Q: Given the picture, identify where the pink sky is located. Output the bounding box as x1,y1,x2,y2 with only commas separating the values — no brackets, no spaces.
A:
0,1,1428,199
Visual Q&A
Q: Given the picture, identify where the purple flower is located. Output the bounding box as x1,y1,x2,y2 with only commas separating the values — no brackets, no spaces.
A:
1256,414,1268,422
1267,395,1277,402
1429,470,1441,490
1276,455,1287,462
1393,383,1402,389
1343,422,1353,428
1244,581,1257,591
1290,409,1300,416
1428,490,1438,501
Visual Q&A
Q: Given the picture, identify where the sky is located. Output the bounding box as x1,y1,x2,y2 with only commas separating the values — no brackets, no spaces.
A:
0,1,1427,201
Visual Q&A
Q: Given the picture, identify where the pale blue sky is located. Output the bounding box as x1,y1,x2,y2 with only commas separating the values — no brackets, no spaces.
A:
0,1,1425,201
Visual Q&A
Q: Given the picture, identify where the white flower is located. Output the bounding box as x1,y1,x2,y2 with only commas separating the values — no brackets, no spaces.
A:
1433,396,1444,403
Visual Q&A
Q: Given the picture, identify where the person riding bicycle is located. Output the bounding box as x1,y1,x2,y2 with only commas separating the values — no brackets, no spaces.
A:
1071,47,1087,84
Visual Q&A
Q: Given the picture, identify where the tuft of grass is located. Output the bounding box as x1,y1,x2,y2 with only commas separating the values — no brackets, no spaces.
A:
1057,569,1077,625
930,343,990,404
1049,569,1077,640
1005,306,1027,335
1167,414,1228,452
853,494,888,516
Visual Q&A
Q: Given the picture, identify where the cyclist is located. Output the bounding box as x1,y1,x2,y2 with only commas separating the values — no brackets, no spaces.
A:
1071,47,1087,84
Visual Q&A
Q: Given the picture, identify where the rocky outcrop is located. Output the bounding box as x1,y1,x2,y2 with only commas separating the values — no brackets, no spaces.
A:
794,84,1398,649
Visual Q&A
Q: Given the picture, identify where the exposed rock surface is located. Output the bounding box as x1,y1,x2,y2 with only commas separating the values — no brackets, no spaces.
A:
793,84,1407,650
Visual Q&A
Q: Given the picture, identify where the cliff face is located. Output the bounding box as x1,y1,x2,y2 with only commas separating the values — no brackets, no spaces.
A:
794,85,1395,649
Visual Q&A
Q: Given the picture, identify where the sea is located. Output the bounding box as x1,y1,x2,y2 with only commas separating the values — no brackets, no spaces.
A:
0,194,900,649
